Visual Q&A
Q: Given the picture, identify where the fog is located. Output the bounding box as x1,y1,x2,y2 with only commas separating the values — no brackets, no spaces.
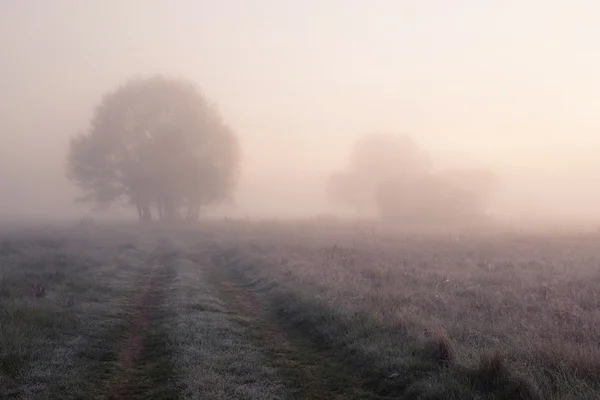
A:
2,1,600,227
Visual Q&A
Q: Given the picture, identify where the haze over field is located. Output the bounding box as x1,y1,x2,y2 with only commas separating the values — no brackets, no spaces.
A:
2,1,600,225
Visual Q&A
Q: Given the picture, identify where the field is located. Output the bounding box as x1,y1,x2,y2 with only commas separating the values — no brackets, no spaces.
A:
1,222,600,399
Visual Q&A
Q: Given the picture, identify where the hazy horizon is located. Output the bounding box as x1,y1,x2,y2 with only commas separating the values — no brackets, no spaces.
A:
2,1,600,225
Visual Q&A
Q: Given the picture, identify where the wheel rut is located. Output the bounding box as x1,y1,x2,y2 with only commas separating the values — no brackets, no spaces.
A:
100,247,176,400
202,250,385,400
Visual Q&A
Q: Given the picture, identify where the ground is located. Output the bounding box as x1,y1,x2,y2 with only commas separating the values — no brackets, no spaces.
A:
1,221,599,399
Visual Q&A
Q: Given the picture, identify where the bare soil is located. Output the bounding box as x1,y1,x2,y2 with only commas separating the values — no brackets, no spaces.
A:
102,262,173,400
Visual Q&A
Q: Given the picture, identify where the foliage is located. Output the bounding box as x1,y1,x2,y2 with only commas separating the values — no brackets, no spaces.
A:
327,133,430,211
66,75,240,222
328,132,496,226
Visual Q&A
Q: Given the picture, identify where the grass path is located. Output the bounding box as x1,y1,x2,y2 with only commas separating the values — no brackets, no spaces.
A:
201,248,386,400
202,243,547,400
99,253,176,400
8,225,599,399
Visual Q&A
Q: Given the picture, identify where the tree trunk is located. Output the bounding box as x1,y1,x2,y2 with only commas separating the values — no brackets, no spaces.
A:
138,196,152,223
156,199,164,222
141,204,152,223
163,199,176,223
136,203,143,221
188,202,200,222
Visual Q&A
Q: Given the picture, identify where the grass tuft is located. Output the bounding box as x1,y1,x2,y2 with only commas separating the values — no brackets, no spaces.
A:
475,351,510,390
422,328,455,367
475,352,543,399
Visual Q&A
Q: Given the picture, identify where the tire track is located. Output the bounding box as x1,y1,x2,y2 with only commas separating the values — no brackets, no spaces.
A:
100,246,177,400
202,249,384,400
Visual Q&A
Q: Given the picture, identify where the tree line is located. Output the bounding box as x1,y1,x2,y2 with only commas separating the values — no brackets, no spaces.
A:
67,75,495,226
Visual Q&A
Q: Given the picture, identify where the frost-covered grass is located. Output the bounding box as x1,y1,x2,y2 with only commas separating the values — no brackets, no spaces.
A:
203,223,600,399
6,221,599,399
0,228,152,399
164,253,288,400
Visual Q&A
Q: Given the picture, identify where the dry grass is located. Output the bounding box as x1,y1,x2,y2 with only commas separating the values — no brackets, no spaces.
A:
163,252,289,400
204,222,600,399
4,222,600,399
0,227,159,399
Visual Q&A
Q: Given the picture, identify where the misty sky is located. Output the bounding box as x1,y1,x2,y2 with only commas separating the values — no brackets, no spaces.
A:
2,1,600,220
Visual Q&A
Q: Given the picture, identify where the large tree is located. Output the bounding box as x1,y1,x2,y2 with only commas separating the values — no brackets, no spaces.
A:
67,75,240,222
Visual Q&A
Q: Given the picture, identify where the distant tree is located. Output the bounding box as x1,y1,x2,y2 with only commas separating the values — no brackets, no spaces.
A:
67,75,240,222
374,163,497,228
375,172,490,226
327,133,431,212
328,133,497,227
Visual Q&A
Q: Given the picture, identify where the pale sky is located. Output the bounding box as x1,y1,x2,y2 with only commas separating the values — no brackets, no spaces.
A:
1,1,600,220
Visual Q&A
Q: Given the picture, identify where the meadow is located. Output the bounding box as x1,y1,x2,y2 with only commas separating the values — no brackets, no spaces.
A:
1,222,599,399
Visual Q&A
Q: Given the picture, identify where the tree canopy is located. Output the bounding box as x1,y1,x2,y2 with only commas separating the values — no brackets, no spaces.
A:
328,133,496,227
67,75,240,222
327,133,431,212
